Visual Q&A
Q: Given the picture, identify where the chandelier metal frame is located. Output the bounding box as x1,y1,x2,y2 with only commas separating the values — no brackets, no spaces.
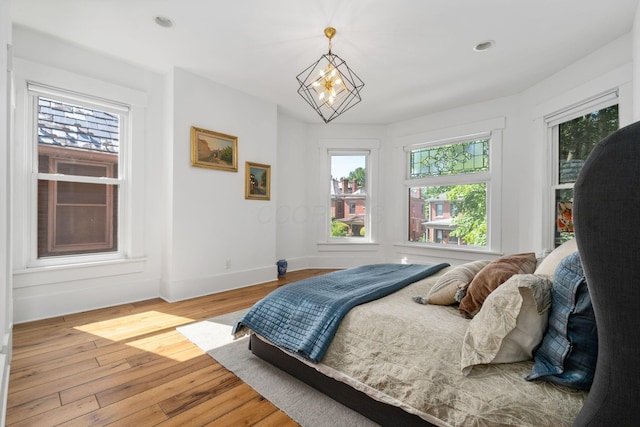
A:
296,27,365,124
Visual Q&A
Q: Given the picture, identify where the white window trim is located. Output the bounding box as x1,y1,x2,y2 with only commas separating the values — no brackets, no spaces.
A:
543,89,619,248
26,83,129,266
318,139,380,248
399,119,504,255
12,59,146,282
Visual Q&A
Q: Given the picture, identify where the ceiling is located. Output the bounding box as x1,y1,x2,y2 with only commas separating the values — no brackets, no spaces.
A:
10,0,640,125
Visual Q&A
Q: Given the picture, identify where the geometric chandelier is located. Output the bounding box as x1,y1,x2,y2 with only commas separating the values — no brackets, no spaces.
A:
296,27,365,123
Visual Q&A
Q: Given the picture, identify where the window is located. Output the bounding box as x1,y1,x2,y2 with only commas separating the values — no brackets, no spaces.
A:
28,85,127,262
406,133,500,250
320,139,379,245
547,93,619,247
435,203,443,217
330,154,367,238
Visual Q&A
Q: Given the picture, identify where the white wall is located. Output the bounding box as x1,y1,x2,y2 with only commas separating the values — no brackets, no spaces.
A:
520,34,634,253
5,20,638,323
9,27,281,321
276,33,635,270
161,68,278,301
387,35,632,262
1,0,12,423
9,27,165,323
288,123,388,269
384,104,516,265
275,113,313,271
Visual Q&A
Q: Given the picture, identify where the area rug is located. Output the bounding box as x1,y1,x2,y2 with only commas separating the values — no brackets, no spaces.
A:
177,309,378,427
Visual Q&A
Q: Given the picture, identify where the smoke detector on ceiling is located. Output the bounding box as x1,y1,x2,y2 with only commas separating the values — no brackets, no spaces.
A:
473,40,495,52
154,15,174,28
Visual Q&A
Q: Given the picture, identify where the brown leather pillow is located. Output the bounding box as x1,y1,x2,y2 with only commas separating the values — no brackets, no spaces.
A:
459,252,537,318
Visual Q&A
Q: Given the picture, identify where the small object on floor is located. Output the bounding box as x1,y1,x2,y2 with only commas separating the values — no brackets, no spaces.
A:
277,259,288,276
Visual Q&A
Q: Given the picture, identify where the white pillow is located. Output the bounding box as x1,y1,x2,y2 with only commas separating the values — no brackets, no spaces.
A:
460,274,552,376
534,238,577,279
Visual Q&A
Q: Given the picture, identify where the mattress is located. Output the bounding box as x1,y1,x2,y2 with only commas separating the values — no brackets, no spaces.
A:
257,268,588,427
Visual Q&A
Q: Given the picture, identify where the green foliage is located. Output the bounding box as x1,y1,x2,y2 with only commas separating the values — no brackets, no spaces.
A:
559,105,618,161
447,184,487,246
558,105,618,184
331,220,349,237
348,167,366,187
220,146,234,165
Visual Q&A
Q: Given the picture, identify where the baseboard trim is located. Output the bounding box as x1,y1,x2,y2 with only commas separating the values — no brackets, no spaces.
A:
160,265,276,303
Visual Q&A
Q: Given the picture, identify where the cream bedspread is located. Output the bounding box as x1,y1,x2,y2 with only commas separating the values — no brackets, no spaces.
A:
268,267,588,427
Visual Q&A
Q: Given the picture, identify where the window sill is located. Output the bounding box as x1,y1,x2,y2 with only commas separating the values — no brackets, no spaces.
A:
393,242,502,261
317,241,380,252
13,257,147,288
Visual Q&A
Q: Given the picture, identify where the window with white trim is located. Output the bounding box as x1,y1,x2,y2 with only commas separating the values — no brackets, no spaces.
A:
329,152,368,239
546,91,619,247
406,131,501,251
320,139,379,244
28,84,128,263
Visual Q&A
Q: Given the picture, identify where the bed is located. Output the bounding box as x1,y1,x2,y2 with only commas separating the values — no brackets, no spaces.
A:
234,122,640,427
234,251,593,426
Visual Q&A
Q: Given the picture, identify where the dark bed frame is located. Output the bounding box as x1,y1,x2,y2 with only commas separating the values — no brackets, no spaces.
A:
249,334,436,427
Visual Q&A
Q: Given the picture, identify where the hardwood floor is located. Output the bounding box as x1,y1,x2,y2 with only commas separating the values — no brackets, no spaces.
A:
6,269,336,426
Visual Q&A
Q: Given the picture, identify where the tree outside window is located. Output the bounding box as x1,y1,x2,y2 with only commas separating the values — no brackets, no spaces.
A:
552,104,618,247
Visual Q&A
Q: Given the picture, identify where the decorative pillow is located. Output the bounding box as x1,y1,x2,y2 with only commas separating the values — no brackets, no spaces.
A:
423,260,491,305
461,274,552,375
459,252,537,318
526,251,598,390
533,238,577,279
536,248,553,269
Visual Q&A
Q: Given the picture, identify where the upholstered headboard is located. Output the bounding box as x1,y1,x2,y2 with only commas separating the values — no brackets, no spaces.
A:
573,120,640,426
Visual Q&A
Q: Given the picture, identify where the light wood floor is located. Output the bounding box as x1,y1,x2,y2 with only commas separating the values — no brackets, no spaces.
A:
6,269,336,426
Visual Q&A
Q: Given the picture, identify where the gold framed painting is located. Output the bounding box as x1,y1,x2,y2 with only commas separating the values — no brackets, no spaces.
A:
190,126,238,172
245,162,271,200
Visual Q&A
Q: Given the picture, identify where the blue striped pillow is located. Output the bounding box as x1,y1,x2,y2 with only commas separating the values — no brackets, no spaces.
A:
526,251,598,390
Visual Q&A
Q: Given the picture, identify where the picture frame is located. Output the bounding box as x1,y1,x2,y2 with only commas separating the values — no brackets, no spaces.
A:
245,162,271,200
190,126,238,172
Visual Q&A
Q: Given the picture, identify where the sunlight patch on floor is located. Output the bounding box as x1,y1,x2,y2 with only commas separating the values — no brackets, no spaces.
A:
73,310,196,341
176,318,241,353
176,310,249,353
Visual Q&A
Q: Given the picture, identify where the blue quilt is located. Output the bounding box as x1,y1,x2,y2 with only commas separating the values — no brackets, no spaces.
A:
232,263,449,362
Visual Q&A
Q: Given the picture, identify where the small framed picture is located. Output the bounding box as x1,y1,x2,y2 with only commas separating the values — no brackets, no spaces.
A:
190,126,238,172
245,162,271,200
557,201,574,233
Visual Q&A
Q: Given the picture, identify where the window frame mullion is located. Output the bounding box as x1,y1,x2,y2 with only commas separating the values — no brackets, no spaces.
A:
36,172,121,186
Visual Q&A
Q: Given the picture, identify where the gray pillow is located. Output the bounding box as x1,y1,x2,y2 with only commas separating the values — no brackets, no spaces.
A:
424,260,490,305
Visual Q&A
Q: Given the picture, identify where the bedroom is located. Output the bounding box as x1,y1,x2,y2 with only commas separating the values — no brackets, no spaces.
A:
1,0,640,425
